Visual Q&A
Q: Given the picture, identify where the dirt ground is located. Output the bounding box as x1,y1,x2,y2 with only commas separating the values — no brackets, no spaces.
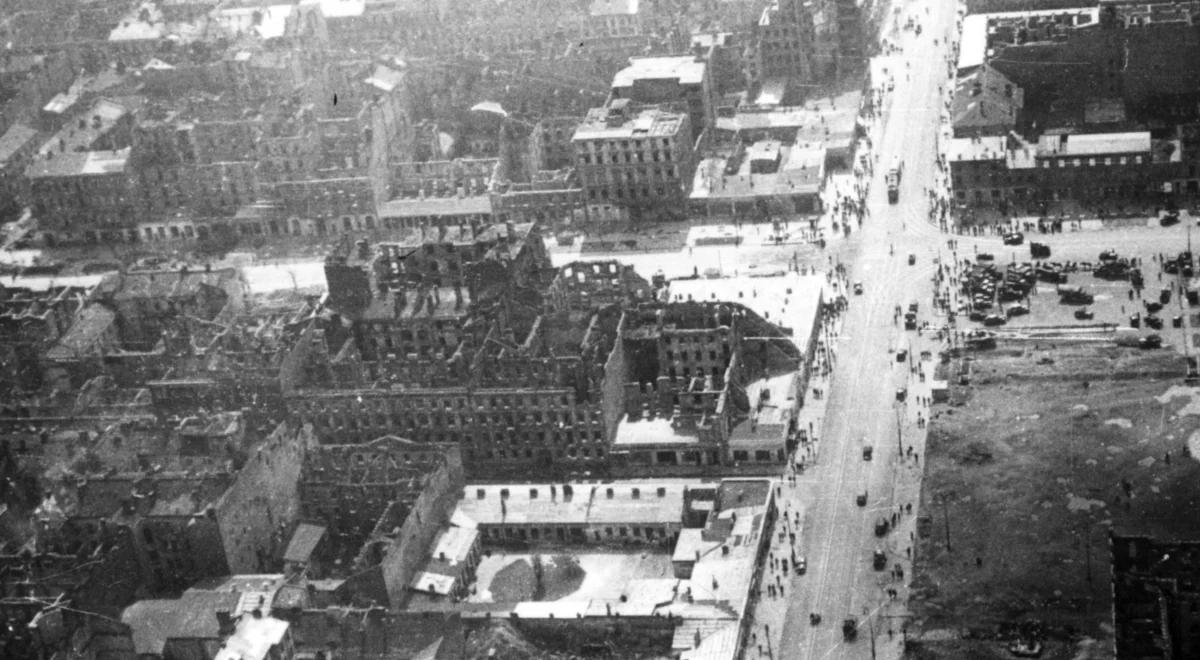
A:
910,341,1200,659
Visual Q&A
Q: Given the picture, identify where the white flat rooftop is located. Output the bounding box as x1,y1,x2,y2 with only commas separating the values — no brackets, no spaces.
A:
612,56,705,87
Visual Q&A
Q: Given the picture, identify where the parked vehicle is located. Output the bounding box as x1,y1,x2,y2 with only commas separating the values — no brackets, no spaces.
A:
856,491,868,506
1003,231,1024,245
863,445,874,461
1058,287,1094,305
908,253,916,265
796,556,807,574
1074,308,1094,320
854,281,864,295
896,349,907,362
983,314,1007,326
1146,315,1164,330
1005,304,1029,318
843,617,859,641
872,550,887,570
1030,242,1051,258
875,518,890,537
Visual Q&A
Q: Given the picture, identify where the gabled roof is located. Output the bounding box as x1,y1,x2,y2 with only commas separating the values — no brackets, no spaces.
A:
283,523,327,563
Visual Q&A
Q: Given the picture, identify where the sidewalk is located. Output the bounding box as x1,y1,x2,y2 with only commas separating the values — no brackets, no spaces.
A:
742,308,848,658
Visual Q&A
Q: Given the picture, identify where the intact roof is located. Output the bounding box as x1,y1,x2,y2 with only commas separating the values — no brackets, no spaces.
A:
283,523,327,563
573,106,687,140
1036,131,1152,157
364,64,405,92
429,525,478,565
949,136,1006,162
25,149,130,178
302,0,366,18
0,124,39,168
455,482,686,526
213,616,289,660
951,64,1024,132
590,0,639,17
45,303,115,360
378,195,493,218
121,591,241,655
613,56,705,88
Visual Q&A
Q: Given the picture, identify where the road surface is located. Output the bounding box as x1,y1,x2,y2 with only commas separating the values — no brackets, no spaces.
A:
775,1,961,659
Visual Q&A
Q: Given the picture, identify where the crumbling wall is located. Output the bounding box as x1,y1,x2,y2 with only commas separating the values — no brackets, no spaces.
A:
379,452,463,609
216,424,313,573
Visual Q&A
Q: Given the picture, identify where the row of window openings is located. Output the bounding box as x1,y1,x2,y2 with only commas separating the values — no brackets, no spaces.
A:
581,152,673,165
314,416,606,441
487,525,662,541
590,186,669,201
472,446,605,460
1040,155,1145,168
484,486,666,500
304,394,587,412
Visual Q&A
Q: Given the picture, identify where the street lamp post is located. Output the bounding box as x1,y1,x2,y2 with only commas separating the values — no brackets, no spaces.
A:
895,403,903,455
938,493,953,552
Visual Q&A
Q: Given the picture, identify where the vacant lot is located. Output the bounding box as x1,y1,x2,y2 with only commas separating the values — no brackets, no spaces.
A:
911,342,1200,659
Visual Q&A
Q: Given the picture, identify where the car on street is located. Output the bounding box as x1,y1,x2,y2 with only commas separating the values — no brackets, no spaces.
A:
1145,315,1164,330
1074,308,1094,320
895,388,907,402
896,349,907,362
983,314,1007,326
854,281,863,294
856,491,868,506
874,518,890,536
1161,212,1181,227
908,253,916,265
1141,334,1163,349
1003,231,1024,245
862,445,873,461
796,556,807,574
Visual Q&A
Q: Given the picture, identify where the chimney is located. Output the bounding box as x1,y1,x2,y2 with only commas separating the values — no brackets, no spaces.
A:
215,610,235,636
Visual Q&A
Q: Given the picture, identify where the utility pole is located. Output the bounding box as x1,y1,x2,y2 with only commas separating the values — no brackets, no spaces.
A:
940,495,952,552
867,614,878,660
764,623,773,659
895,404,903,454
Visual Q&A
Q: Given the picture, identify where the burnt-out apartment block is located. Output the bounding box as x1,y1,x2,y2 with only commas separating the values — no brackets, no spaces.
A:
1111,533,1200,660
290,230,658,480
146,297,328,424
610,301,803,476
0,284,92,395
39,268,246,392
297,435,464,608
32,423,311,597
